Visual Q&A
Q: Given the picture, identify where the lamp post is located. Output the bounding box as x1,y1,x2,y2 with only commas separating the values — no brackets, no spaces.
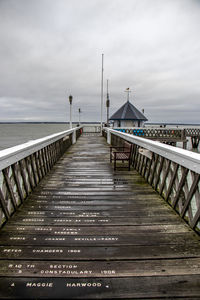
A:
78,108,81,126
106,79,110,125
69,95,73,129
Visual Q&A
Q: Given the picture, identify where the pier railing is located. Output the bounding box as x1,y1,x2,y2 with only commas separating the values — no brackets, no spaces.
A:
104,128,200,234
82,124,101,133
113,127,187,148
0,127,82,228
114,127,184,138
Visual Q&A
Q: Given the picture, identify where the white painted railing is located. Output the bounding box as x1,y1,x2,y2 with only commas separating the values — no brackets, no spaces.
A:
0,127,82,227
104,127,200,234
82,124,101,133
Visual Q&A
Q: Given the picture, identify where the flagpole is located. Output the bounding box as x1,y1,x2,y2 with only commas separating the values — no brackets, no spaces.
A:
100,53,104,134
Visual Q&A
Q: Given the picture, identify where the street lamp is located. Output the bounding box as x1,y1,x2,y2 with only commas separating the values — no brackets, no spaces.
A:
69,95,73,129
78,108,81,126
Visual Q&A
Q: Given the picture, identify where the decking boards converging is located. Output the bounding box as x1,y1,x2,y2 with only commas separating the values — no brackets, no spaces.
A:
0,134,200,299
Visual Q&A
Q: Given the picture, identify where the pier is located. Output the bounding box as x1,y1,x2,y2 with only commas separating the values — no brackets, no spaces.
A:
0,126,200,299
114,127,200,149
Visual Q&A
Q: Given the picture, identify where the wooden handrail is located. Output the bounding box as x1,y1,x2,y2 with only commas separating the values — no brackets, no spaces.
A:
0,127,82,228
103,127,200,234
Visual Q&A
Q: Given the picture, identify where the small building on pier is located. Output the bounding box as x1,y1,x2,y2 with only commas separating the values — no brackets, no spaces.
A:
109,100,148,128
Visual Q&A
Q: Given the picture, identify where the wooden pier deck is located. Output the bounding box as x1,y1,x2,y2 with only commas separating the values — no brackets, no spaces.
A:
0,134,200,299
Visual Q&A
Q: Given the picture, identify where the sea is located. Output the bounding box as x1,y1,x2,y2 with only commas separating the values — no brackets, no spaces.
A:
0,123,71,151
0,123,200,152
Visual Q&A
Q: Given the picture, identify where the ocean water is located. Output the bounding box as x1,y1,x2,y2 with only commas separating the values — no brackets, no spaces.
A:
0,123,199,152
0,123,70,151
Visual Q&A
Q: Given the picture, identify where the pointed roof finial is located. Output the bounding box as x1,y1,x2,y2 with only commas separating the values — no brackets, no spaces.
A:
125,87,131,102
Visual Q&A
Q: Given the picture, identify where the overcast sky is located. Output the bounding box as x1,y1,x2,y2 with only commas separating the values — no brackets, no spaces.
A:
0,0,200,123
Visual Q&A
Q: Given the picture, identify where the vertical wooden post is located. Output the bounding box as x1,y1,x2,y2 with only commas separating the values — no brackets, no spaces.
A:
72,130,76,144
107,130,111,144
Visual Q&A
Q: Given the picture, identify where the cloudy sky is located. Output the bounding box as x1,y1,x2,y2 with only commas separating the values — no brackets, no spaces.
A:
0,0,200,123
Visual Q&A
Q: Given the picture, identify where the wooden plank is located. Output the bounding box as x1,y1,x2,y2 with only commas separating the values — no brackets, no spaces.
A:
14,208,174,217
1,244,200,260
22,201,169,209
0,232,198,246
0,134,200,300
2,224,189,235
1,258,200,277
0,276,200,299
7,215,181,226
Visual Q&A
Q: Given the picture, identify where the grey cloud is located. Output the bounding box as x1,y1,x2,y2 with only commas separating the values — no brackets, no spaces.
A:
0,0,200,123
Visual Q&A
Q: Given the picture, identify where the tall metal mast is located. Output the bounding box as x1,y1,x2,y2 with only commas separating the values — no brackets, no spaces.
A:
100,54,104,134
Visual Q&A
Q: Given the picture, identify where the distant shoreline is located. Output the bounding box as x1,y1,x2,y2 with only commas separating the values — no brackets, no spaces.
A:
0,121,100,124
0,122,200,126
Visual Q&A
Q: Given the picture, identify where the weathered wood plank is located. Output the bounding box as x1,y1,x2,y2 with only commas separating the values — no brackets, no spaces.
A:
0,134,200,300
1,258,200,277
7,215,182,226
3,224,189,235
1,244,200,260
14,208,174,217
0,276,200,299
0,232,198,246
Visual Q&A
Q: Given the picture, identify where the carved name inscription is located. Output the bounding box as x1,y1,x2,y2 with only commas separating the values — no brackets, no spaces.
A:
0,261,116,277
21,216,111,223
7,235,119,244
14,226,81,235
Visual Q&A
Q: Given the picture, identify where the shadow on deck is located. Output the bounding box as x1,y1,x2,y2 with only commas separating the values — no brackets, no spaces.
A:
0,134,200,299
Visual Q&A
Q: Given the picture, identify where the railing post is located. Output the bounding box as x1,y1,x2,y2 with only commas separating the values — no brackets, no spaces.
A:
107,130,111,144
72,130,76,144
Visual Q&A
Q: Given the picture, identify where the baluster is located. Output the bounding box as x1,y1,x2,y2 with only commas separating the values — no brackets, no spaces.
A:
171,167,189,208
19,159,29,196
149,154,159,186
159,159,171,196
131,144,137,167
191,205,200,229
45,146,51,172
11,163,24,203
38,150,45,177
2,167,17,210
165,163,179,202
146,153,154,183
24,157,35,190
34,151,42,181
133,146,139,170
142,156,148,178
154,156,164,191
0,187,10,220
139,153,145,174
41,148,48,175
180,173,200,219
30,154,39,185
